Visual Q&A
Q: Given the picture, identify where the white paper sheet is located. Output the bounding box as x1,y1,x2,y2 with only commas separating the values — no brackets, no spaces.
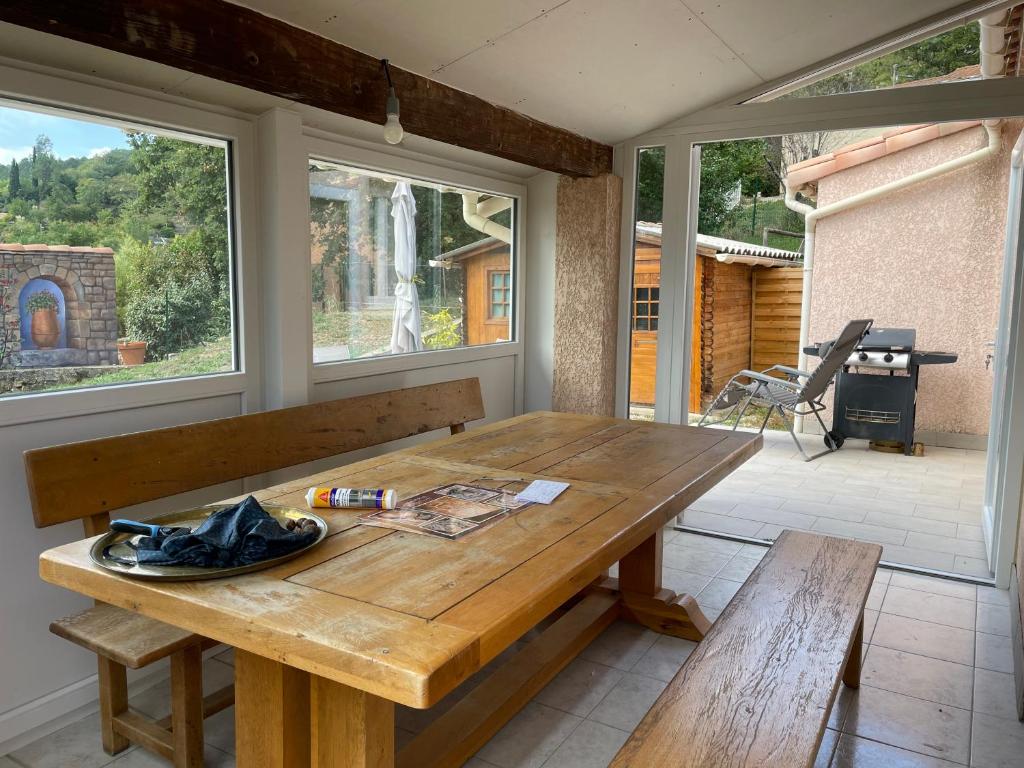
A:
515,480,570,505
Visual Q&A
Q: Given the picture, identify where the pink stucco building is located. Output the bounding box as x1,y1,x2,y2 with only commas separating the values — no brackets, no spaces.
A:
786,118,1024,444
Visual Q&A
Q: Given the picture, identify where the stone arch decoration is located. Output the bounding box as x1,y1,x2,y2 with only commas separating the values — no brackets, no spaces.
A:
1,244,118,367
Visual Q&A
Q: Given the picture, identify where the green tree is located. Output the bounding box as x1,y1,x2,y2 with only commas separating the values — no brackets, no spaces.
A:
31,134,56,201
636,147,665,223
8,159,20,200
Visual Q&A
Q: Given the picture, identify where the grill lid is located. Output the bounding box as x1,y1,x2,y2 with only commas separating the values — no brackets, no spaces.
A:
856,327,915,353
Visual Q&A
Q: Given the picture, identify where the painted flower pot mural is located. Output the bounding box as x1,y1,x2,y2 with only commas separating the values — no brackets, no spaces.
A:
26,290,60,349
117,340,147,366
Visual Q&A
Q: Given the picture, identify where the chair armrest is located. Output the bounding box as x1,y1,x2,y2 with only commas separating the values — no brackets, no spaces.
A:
735,370,802,390
766,364,814,380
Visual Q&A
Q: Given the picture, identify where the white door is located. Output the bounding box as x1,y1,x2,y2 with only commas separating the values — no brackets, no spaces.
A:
983,131,1024,586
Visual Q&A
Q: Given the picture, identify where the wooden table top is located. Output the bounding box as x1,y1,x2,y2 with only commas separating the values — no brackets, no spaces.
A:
39,411,760,709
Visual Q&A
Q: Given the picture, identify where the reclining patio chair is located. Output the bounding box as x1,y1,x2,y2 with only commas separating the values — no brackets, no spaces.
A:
697,319,873,461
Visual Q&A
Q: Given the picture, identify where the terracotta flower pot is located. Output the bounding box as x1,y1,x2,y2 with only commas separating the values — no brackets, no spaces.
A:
31,308,59,349
118,340,147,366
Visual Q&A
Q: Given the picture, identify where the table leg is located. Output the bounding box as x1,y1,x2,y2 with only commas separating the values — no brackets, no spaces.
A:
234,650,311,768
618,529,711,641
311,676,395,768
842,615,864,688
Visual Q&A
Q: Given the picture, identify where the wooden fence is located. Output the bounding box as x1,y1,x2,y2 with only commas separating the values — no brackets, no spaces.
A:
750,267,803,374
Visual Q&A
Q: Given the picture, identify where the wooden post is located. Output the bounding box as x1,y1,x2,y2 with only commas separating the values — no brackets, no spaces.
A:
96,657,130,755
311,676,395,768
169,645,204,768
235,650,311,768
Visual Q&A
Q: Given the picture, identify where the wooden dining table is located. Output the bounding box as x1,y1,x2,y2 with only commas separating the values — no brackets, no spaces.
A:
39,411,761,768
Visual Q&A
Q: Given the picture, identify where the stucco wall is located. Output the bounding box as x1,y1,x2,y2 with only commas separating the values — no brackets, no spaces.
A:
811,121,1022,438
552,174,622,416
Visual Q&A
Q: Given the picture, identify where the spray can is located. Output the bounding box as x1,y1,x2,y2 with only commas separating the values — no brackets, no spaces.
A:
305,487,397,510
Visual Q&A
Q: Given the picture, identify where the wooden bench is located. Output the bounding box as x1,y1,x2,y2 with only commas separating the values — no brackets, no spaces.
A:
24,377,484,768
610,530,881,768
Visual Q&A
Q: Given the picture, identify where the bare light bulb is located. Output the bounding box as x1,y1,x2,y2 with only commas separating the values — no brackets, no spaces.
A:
383,87,403,145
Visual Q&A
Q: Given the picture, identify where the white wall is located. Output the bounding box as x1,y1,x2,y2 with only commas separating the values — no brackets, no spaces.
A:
524,172,558,412
0,59,535,752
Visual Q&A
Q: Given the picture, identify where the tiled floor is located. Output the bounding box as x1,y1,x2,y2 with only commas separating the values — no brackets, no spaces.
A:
4,528,1020,768
681,427,992,578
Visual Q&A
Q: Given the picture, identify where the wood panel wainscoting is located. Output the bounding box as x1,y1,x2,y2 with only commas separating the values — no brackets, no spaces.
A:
38,411,761,768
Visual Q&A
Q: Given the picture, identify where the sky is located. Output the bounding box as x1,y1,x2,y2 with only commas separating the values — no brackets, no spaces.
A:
0,104,130,165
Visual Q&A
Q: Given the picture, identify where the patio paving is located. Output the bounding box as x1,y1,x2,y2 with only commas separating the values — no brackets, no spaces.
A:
680,426,991,579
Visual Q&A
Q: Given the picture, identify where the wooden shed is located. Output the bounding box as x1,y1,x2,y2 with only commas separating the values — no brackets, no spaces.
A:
434,237,513,346
630,224,803,412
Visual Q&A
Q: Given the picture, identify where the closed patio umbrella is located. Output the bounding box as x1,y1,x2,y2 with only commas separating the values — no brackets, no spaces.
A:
390,181,422,354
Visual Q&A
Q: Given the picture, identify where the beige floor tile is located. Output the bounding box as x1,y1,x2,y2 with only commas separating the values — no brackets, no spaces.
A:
755,484,835,505
668,531,742,555
903,532,987,559
739,543,769,559
830,732,963,767
539,720,629,768
952,555,992,578
871,613,974,666
975,631,1014,674
880,546,956,572
661,545,732,577
629,635,696,683
956,524,984,542
588,673,667,733
861,646,973,709
881,586,976,630
129,657,235,720
866,580,887,611
687,496,740,515
214,647,235,666
779,498,867,523
714,553,763,582
863,609,880,643
874,568,894,585
754,523,785,540
863,510,957,537
977,603,1011,636
696,578,744,610
10,713,115,768
534,658,624,718
201,705,235,755
812,517,908,546
974,669,1018,721
722,502,817,530
889,572,978,601
106,744,234,767
579,621,658,672
841,686,971,764
680,508,764,537
702,490,786,510
977,586,1011,607
474,702,581,768
661,567,712,597
913,504,981,525
970,712,1024,768
813,728,839,768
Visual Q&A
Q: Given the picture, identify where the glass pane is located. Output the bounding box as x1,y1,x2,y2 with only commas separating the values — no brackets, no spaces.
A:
650,318,659,331
636,302,649,317
0,102,235,398
636,287,649,301
629,146,664,421
650,287,660,301
650,301,659,318
309,161,515,360
635,317,649,331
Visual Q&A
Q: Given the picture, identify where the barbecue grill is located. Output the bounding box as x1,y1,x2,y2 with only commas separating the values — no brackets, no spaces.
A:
804,327,957,456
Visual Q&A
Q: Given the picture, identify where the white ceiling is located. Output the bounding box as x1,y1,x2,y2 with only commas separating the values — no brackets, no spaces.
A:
236,0,974,144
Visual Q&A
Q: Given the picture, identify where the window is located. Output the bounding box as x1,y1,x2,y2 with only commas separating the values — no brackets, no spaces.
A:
0,101,235,398
488,270,510,319
633,286,659,331
309,160,515,363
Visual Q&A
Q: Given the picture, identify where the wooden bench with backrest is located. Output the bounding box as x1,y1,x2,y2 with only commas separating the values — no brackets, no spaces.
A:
24,377,484,768
610,530,881,768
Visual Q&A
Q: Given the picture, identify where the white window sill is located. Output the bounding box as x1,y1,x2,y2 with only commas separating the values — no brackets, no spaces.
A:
311,341,522,385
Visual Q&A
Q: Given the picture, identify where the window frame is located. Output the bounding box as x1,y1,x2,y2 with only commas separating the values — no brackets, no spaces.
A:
303,133,525,386
0,63,259,428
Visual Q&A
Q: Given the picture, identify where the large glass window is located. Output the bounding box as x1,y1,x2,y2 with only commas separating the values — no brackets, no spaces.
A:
308,161,515,363
0,102,235,398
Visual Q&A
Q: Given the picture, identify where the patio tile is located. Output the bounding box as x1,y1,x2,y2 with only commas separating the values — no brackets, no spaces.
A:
841,686,971,764
880,546,955,572
661,567,712,596
722,503,817,530
913,504,981,525
202,705,235,755
866,580,887,611
474,702,581,768
779,498,866,523
970,712,1024,768
880,586,976,630
889,572,977,601
952,555,991,578
871,613,974,666
956,523,984,541
903,532,987,558
862,510,957,537
977,586,1010,606
714,553,763,582
106,744,234,767
679,509,764,537
975,631,1014,673
667,531,742,555
687,496,740,515
588,673,667,732
829,492,913,516
830,733,963,767
861,646,973,709
662,545,732,577
535,658,624,718
874,568,893,585
701,489,786,510
753,523,785,540
695,578,743,610
129,657,235,720
10,712,120,768
813,728,839,768
863,609,880,643
739,543,769,559
629,635,697,682
755,484,835,504
977,603,1011,636
539,719,629,768
974,668,1018,721
580,621,657,672
811,517,908,546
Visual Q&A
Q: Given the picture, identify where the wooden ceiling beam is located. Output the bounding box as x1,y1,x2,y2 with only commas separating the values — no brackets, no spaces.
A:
0,0,613,177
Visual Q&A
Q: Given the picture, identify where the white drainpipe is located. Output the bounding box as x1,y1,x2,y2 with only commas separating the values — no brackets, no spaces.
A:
461,192,513,244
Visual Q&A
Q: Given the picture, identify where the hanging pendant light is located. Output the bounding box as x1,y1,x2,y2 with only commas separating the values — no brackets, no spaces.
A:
381,59,404,145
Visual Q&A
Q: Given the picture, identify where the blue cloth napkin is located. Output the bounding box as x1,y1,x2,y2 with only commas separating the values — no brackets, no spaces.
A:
134,496,318,568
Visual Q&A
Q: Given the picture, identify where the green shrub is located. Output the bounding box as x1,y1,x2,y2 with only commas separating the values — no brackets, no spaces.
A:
25,290,58,313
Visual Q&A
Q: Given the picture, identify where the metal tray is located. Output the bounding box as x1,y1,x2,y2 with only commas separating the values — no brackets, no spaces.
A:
89,503,327,581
